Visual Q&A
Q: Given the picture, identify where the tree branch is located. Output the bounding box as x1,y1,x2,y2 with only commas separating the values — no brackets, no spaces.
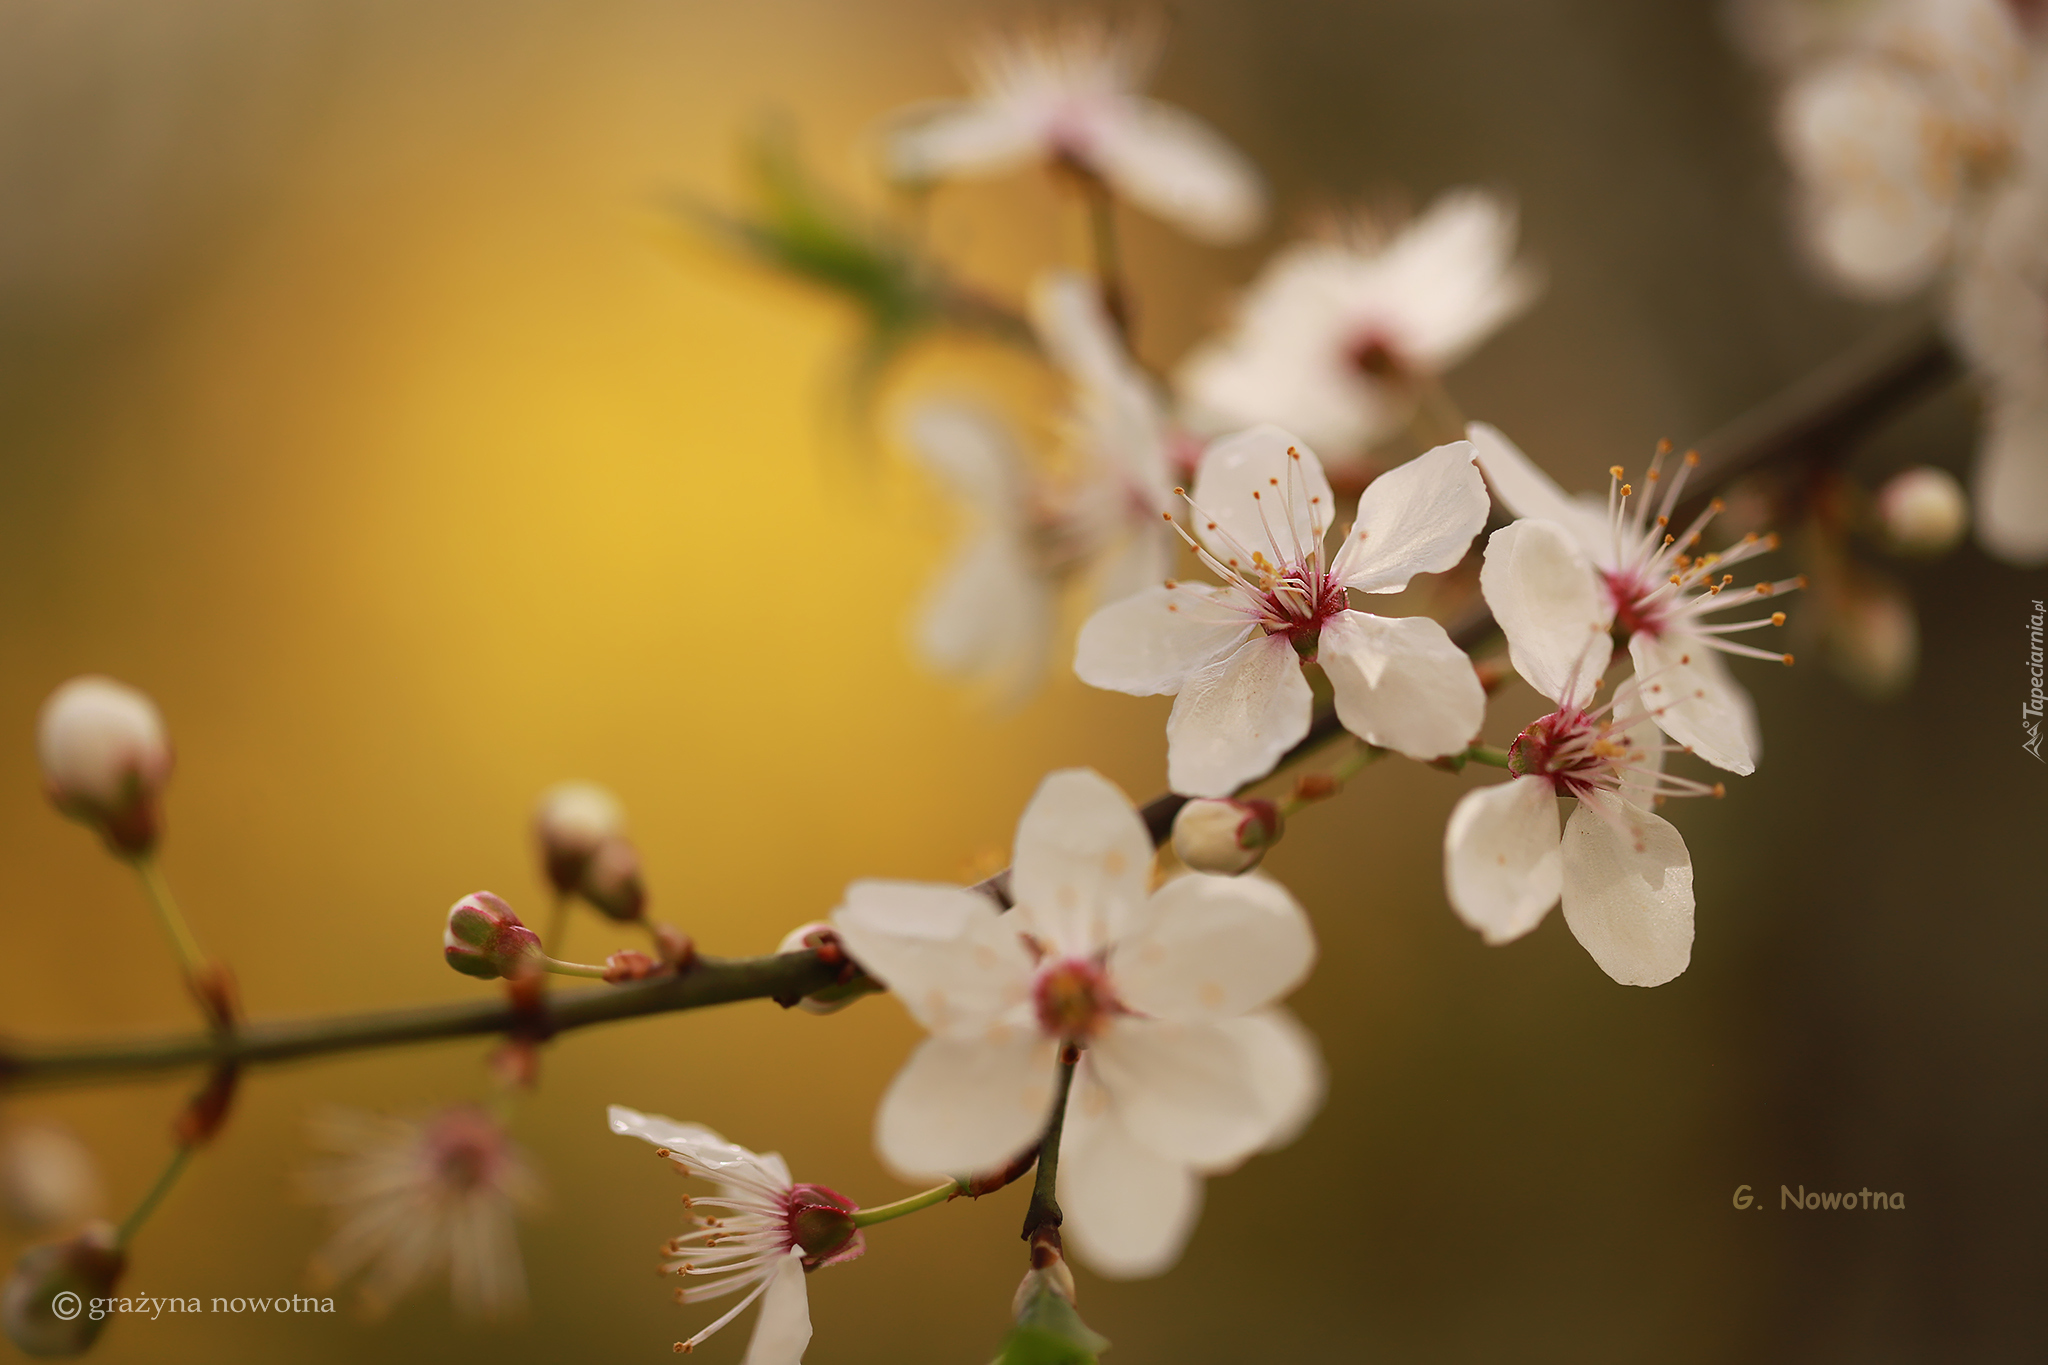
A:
0,322,1960,1093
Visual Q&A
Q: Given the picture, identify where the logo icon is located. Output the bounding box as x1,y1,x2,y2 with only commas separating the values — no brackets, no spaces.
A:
50,1290,83,1321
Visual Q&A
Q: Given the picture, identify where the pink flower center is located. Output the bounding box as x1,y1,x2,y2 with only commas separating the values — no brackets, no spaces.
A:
1507,709,1629,799
784,1184,864,1268
423,1109,506,1192
1602,568,1668,640
1033,957,1117,1040
1345,328,1410,380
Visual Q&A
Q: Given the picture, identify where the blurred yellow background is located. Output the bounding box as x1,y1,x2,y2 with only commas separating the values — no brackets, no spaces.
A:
0,1,2039,1362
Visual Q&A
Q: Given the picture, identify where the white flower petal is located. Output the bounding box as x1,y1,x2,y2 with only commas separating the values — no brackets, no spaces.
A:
1164,632,1314,797
1086,98,1267,244
1088,1018,1269,1167
1559,792,1694,988
831,881,1034,1037
738,1252,812,1365
1479,518,1615,708
916,532,1054,694
1010,769,1156,954
1074,581,1253,696
1974,388,2048,566
1111,873,1315,1022
874,1031,1061,1177
1330,440,1490,593
1057,1080,1203,1280
1442,778,1563,945
1628,633,1760,776
1319,611,1484,760
903,400,1028,513
1216,1008,1326,1154
1466,422,1613,560
606,1108,791,1193
1188,424,1335,568
1611,679,1665,807
885,99,1038,183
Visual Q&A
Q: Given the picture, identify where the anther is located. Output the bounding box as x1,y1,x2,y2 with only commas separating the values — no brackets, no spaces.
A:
1794,575,1809,589
1781,653,1795,666
1710,497,1725,512
1609,465,1625,479
1770,611,1786,626
1656,438,1673,454
1620,483,1633,497
1684,451,1699,467
1756,581,1773,595
1711,783,1726,798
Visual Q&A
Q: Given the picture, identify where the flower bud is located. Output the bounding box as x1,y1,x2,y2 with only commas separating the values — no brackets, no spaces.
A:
776,923,874,1015
533,782,624,896
2,1221,125,1358
1826,575,1919,700
36,677,173,857
1170,797,1282,874
0,1127,102,1236
1876,466,1966,557
443,892,544,980
578,837,645,922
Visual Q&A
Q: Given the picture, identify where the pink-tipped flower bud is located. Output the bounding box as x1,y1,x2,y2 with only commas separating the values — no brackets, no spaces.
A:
533,781,624,897
1170,798,1282,875
2,1221,125,1358
0,1127,102,1236
578,837,645,922
36,677,173,857
443,892,544,980
1877,466,1966,557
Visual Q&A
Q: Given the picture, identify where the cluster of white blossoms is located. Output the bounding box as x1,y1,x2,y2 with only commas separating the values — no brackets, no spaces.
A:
1748,0,2048,563
1445,423,1802,985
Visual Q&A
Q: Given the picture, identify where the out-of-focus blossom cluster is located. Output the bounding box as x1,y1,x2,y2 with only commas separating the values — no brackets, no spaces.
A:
1742,0,2048,563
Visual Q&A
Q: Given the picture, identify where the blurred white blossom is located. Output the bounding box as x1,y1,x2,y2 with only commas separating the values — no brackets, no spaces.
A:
908,273,1177,699
883,17,1266,243
832,768,1321,1278
1176,192,1539,468
1077,426,1489,796
302,1106,540,1320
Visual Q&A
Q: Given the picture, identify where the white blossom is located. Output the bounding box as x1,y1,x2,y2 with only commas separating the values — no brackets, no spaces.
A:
0,1124,102,1235
611,1108,861,1363
1949,169,2048,563
1176,192,1539,467
1076,426,1489,796
908,273,1177,697
1469,424,1805,776
883,17,1266,243
831,768,1321,1278
301,1105,541,1320
1442,676,1709,987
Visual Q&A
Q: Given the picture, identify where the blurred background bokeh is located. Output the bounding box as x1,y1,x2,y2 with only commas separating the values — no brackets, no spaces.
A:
0,0,2041,1360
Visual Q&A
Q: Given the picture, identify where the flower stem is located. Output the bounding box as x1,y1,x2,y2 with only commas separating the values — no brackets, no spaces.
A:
1463,745,1514,769
131,855,206,979
544,957,612,979
851,1179,962,1228
545,892,570,957
115,1143,194,1247
1021,1048,1080,1244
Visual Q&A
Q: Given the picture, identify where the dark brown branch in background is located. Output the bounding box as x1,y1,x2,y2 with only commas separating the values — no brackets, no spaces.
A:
0,323,1961,1092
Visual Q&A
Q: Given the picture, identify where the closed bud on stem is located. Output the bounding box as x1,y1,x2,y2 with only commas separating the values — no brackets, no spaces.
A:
36,678,173,858
1875,466,1966,557
2,1221,125,1358
1170,797,1282,874
1826,572,1919,700
533,782,623,897
578,838,646,922
775,923,876,1014
443,892,544,980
